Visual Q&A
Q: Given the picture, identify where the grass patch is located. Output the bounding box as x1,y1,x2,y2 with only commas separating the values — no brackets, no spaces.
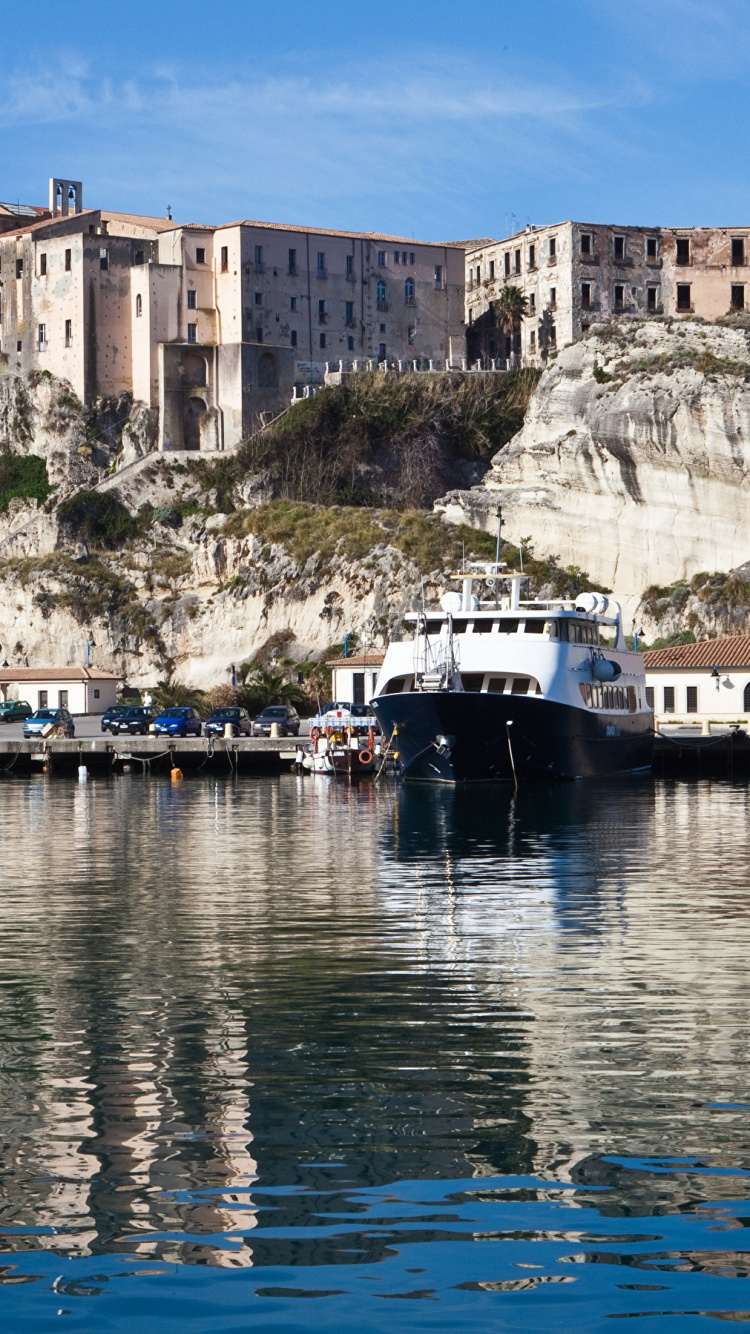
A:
0,454,52,513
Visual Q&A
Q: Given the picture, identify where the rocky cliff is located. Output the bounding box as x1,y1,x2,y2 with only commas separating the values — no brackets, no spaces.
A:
437,319,750,598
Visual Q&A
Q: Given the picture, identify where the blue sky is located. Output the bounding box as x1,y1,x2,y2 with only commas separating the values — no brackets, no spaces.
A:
1,0,748,240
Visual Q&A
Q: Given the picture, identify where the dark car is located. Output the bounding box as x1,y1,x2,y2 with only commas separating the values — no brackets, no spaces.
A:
101,704,134,733
251,705,300,737
23,708,75,738
153,707,203,738
205,707,253,738
0,700,33,723
108,706,158,736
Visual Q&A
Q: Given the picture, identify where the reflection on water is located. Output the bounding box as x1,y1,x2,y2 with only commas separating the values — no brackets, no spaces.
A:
2,774,750,1328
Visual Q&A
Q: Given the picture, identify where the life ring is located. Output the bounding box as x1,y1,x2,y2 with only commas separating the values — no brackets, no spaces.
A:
310,726,322,741
358,748,373,765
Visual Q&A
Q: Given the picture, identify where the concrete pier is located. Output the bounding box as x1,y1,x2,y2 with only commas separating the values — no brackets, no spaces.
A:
0,736,301,776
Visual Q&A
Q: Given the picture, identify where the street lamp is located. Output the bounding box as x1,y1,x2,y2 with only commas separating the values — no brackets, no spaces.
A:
711,665,720,691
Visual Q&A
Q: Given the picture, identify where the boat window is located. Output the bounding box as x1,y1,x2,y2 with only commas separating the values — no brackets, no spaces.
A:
424,619,443,635
498,618,519,633
461,673,484,693
473,620,495,633
383,676,408,694
579,682,631,710
511,678,530,695
546,620,559,639
564,620,599,645
627,686,637,713
524,620,545,634
450,619,469,635
486,677,507,693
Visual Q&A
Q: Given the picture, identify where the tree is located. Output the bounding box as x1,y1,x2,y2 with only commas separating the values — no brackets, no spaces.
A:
239,663,306,712
493,285,529,359
153,678,204,711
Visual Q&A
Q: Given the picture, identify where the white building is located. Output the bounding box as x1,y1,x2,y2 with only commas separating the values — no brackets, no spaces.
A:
644,637,750,726
326,654,384,706
0,667,120,715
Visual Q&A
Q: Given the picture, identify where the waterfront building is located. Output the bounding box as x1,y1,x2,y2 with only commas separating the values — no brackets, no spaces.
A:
326,653,384,706
0,665,120,714
465,222,750,365
0,178,466,451
644,636,750,727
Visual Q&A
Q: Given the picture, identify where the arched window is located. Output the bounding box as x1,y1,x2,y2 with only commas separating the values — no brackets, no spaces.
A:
135,293,142,317
744,682,750,712
404,277,415,305
376,280,387,310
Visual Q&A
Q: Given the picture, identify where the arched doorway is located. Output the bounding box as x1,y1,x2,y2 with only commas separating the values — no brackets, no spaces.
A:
184,397,207,449
182,352,207,387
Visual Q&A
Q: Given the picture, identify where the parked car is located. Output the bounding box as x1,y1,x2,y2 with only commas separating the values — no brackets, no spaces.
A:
251,705,301,737
0,700,33,723
205,707,253,738
101,704,134,733
152,707,203,738
23,708,75,737
108,706,158,736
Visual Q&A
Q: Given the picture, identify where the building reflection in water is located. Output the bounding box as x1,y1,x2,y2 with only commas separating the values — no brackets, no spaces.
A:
1,773,750,1261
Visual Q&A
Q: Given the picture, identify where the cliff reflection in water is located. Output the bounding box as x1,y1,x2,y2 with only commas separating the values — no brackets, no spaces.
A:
1,774,750,1265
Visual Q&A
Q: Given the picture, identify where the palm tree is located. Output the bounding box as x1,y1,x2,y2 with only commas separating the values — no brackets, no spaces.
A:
153,678,204,711
493,285,529,361
239,663,306,712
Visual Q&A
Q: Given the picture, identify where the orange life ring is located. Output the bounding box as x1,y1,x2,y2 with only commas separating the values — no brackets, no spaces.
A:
310,726,322,741
358,748,373,765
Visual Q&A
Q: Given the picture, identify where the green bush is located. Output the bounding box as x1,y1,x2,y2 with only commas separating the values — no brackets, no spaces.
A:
0,454,52,513
57,489,142,549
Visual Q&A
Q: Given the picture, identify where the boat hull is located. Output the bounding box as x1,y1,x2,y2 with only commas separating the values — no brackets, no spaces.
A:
372,691,654,783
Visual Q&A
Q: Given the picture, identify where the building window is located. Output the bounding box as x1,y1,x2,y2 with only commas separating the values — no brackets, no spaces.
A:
645,686,654,709
135,294,142,317
528,292,536,312
59,690,68,709
404,277,415,305
100,248,108,271
528,244,535,269
291,329,297,347
614,235,625,260
744,682,750,712
94,689,100,699
196,247,205,264
549,286,556,308
15,259,23,278
187,289,197,309
549,237,557,258
434,265,443,290
731,285,745,310
677,284,691,311
549,324,556,346
409,252,415,264
378,342,386,360
732,238,745,266
676,237,690,265
468,308,473,325
347,335,354,351
380,322,386,333
614,284,624,309
378,250,386,267
580,232,592,255
256,327,264,343
646,237,658,261
504,252,510,277
289,248,297,274
38,323,46,349
39,253,47,276
394,251,400,264
514,249,521,274
318,298,327,323
134,249,144,266
345,300,355,326
346,254,353,279
65,319,72,346
686,685,698,713
530,330,536,351
254,245,263,270
38,691,48,709
317,251,326,276
663,686,675,713
581,282,591,308
319,332,326,349
377,280,387,310
647,287,658,311
254,292,263,306
221,246,228,270
408,326,415,345
187,323,197,343
65,248,71,271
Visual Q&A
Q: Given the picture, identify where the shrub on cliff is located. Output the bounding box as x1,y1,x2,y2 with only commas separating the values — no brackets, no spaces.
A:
57,490,143,549
0,453,52,512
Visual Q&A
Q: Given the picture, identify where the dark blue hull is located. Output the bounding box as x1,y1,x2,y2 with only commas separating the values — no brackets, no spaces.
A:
372,691,654,783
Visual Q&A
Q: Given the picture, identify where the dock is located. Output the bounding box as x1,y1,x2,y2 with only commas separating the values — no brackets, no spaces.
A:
0,735,302,776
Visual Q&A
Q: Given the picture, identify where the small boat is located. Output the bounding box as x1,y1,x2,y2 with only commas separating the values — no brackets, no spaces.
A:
329,735,377,780
298,725,378,777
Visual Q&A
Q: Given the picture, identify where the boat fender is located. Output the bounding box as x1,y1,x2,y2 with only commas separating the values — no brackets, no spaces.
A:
358,748,373,765
368,728,375,750
592,658,621,682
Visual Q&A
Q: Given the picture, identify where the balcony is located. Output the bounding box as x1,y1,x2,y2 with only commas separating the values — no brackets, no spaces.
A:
377,300,389,312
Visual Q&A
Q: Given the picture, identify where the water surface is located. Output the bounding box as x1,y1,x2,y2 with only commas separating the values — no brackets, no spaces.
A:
1,773,750,1329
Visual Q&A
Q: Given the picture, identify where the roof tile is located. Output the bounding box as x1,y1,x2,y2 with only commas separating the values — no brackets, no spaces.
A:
644,636,750,669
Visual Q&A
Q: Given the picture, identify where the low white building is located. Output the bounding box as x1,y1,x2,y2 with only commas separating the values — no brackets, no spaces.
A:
326,654,384,707
644,637,750,726
0,667,120,715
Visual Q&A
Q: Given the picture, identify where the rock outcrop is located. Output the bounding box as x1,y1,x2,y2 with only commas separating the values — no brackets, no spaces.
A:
437,319,750,595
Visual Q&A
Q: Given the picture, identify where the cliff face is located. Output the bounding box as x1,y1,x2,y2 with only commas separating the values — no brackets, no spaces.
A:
437,320,750,595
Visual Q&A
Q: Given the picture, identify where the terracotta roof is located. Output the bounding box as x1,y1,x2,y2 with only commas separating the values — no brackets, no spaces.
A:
100,210,181,232
215,219,465,247
0,209,98,239
644,636,750,669
326,654,384,668
453,237,500,249
0,667,121,682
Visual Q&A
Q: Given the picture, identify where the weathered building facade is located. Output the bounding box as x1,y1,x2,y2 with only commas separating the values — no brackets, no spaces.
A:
0,181,467,451
466,222,750,365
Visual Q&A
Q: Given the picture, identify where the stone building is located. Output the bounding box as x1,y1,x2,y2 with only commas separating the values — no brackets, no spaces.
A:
0,179,466,451
465,221,750,366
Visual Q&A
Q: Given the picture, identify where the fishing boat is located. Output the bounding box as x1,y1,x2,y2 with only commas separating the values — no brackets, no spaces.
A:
371,563,654,784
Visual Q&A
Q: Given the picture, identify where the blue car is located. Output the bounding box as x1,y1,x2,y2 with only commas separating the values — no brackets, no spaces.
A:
153,707,203,738
23,708,75,737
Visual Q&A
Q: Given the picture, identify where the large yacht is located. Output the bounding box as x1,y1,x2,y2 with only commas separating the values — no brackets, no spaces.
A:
371,563,654,783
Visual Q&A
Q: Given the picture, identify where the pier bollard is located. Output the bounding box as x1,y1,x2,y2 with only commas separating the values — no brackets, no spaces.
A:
270,722,280,738
701,718,711,736
149,723,157,734
224,722,234,738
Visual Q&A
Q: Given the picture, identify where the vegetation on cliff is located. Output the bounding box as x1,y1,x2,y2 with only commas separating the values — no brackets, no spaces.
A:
0,454,51,513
